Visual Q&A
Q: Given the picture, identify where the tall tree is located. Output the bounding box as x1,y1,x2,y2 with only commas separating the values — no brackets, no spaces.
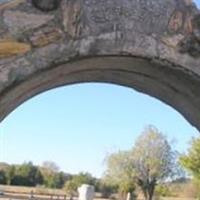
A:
42,161,59,173
5,165,15,185
104,126,179,200
0,170,6,184
131,126,178,200
13,162,43,186
104,150,135,199
180,137,200,182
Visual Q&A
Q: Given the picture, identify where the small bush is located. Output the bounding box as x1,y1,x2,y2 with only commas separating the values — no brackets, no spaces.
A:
155,185,171,197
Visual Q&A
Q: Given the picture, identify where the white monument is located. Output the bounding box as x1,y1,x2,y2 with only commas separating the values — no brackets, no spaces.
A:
78,184,95,200
126,192,131,200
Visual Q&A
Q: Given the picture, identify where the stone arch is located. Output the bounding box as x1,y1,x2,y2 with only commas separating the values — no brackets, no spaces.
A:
0,0,200,130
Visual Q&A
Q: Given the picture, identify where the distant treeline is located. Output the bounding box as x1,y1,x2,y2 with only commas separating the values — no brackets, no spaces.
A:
0,161,71,188
0,161,116,197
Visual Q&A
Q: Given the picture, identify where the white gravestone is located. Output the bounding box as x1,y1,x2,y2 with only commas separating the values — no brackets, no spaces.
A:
78,184,95,200
126,192,131,200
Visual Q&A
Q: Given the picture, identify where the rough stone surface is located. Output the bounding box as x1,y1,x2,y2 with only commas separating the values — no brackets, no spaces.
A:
62,0,85,38
178,13,200,57
30,27,63,47
3,11,54,36
31,0,61,12
0,39,30,58
0,0,200,131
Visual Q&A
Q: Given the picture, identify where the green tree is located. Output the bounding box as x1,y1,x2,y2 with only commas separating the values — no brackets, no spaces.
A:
180,137,200,184
5,165,15,185
43,172,65,188
0,170,7,184
104,126,179,200
64,179,77,199
64,172,96,194
95,180,117,198
13,162,43,186
72,172,95,186
131,126,178,200
42,161,59,173
104,150,135,199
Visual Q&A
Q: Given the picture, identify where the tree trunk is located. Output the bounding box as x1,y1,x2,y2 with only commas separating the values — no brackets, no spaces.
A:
141,189,148,200
141,181,155,200
147,180,156,200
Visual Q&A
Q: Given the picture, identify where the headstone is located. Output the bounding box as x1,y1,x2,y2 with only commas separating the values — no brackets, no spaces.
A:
126,192,131,200
78,184,95,200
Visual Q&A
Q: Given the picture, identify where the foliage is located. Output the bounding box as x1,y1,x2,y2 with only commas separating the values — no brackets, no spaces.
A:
0,170,7,184
64,172,96,194
132,126,179,200
179,137,200,197
2,161,68,189
9,162,43,186
104,125,179,200
155,185,171,197
64,180,77,196
5,165,16,185
96,180,118,198
180,137,200,180
42,161,59,173
104,150,135,193
40,161,68,188
1,161,97,190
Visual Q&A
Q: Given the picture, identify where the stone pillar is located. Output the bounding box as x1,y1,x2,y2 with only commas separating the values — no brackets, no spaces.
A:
78,184,95,200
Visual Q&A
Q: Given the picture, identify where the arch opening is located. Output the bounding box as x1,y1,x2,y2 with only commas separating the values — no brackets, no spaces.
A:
0,56,200,131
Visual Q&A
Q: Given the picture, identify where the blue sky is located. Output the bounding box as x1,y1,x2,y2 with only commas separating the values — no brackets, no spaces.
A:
0,83,199,177
0,0,200,178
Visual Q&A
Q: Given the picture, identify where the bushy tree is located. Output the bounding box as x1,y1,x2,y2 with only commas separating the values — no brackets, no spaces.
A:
42,161,59,173
131,126,178,200
96,181,118,198
42,172,66,188
104,150,135,199
0,170,6,184
13,162,43,186
64,172,96,194
5,165,15,185
104,126,179,200
64,180,77,198
40,161,64,188
1,161,71,188
180,136,200,185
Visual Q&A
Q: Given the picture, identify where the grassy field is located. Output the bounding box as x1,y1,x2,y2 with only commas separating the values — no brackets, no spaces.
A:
0,184,65,195
0,185,197,200
160,198,196,200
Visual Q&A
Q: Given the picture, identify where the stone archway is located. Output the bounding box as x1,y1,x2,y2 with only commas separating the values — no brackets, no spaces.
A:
0,0,200,130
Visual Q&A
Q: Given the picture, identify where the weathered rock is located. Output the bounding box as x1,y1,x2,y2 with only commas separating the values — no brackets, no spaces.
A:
31,0,61,12
184,0,193,6
168,11,184,33
30,27,63,47
162,34,184,48
178,14,200,57
0,0,200,132
0,39,31,58
0,0,25,11
3,11,54,35
62,0,86,38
